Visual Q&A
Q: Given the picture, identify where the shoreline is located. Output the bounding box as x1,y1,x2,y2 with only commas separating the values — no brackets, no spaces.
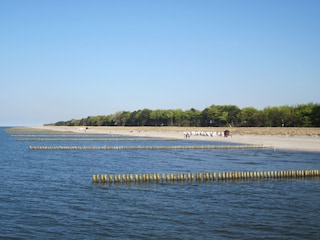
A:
23,126,320,153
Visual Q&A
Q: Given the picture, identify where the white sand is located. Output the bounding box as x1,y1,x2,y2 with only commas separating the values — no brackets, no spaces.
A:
34,126,320,153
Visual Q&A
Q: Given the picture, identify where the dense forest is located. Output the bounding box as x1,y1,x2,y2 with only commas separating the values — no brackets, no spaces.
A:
51,103,320,127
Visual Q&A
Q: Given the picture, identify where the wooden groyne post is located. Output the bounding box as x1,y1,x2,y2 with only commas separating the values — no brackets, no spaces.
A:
30,144,265,150
92,169,320,184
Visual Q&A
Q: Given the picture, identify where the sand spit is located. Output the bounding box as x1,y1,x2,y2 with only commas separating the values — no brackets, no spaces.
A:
9,126,320,153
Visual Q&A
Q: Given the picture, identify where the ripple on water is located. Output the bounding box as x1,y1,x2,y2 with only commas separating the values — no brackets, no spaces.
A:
0,129,320,239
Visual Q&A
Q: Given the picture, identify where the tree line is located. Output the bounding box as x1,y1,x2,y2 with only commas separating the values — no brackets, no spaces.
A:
52,103,320,127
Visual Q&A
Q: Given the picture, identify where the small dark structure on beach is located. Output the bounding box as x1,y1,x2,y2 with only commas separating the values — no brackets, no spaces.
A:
224,130,230,137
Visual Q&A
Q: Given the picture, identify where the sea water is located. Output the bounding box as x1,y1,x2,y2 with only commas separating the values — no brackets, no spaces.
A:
0,127,319,239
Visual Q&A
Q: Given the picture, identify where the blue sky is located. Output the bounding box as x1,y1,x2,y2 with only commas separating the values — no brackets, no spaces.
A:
1,0,319,126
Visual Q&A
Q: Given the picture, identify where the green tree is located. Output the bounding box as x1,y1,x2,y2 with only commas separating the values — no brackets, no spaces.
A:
171,109,184,126
135,109,152,126
278,105,295,127
239,107,259,126
294,104,313,127
310,104,320,127
219,105,240,126
201,105,219,126
263,107,281,127
150,109,165,126
53,102,320,127
113,111,131,126
185,108,201,126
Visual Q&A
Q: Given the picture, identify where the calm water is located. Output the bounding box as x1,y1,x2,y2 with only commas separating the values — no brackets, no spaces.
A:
1,127,320,239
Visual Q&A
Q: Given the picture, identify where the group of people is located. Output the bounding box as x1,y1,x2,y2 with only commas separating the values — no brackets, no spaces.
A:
183,130,230,139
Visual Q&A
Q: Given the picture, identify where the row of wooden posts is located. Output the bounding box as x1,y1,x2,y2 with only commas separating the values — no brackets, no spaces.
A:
19,137,164,141
29,144,265,150
92,169,320,184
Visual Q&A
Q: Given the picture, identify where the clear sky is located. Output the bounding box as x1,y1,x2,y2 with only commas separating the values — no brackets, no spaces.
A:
1,0,319,126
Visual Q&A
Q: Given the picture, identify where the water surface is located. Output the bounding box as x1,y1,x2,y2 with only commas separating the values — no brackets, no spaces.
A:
1,127,319,239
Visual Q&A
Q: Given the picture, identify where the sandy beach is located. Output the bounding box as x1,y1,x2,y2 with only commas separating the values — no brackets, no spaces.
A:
24,126,320,153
